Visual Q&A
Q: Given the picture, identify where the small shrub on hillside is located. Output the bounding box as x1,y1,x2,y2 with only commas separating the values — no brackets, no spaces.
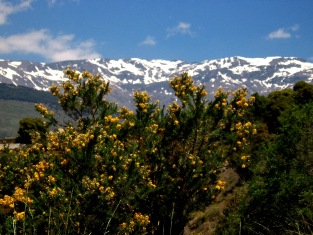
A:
16,117,48,144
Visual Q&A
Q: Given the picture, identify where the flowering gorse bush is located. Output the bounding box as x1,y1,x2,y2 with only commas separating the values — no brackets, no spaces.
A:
0,70,255,234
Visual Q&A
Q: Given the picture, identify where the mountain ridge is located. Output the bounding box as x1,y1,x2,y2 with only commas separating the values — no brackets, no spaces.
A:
1,56,313,106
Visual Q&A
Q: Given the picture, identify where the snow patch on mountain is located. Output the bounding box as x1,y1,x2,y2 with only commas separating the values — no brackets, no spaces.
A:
9,61,22,68
1,56,313,106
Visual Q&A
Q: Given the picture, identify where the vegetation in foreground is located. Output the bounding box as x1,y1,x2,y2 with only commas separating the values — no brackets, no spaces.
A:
215,81,313,235
0,69,255,234
1,69,313,234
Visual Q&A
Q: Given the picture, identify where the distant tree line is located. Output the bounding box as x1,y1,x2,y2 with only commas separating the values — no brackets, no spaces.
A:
0,83,58,106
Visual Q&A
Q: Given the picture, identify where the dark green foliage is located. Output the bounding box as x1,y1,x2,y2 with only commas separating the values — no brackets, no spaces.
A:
242,103,313,234
293,81,313,104
249,81,313,134
248,92,268,122
264,88,295,133
0,83,58,106
16,117,48,144
218,82,313,234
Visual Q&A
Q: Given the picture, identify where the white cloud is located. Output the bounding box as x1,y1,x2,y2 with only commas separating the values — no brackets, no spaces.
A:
140,36,157,46
167,22,194,37
0,29,101,61
0,0,32,25
267,24,300,40
268,28,291,39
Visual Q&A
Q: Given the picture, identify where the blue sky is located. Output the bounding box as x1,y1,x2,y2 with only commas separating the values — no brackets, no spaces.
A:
0,0,312,63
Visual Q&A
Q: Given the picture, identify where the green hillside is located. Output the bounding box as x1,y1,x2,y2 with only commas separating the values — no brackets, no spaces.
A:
0,83,58,105
0,84,59,138
0,100,40,138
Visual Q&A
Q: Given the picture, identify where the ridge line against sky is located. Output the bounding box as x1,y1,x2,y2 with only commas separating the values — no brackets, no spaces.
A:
0,0,312,63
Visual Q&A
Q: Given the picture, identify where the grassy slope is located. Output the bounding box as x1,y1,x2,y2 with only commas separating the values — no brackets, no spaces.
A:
185,168,243,234
0,84,59,139
0,100,41,138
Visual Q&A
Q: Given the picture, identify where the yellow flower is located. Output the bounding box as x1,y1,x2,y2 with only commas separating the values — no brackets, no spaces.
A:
34,172,40,181
236,100,242,106
120,222,127,228
215,180,226,190
130,220,135,227
201,90,208,96
99,186,105,193
244,122,251,127
60,159,68,165
109,191,115,198
0,195,15,207
148,181,157,189
49,188,58,197
249,96,256,103
48,175,56,183
15,211,25,221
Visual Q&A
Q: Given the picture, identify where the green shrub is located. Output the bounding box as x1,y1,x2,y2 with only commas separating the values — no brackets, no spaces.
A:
0,69,255,234
16,117,48,144
217,102,313,235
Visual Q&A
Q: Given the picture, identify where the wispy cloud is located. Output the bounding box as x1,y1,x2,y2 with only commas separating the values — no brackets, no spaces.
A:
47,0,57,6
167,22,194,37
139,36,157,46
47,0,80,7
290,24,299,31
267,24,300,39
0,0,32,25
0,29,101,61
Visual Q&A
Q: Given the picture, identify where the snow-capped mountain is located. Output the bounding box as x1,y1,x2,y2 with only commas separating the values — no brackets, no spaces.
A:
1,56,313,106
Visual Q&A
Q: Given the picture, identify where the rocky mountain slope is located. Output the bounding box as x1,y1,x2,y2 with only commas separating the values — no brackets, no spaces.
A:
1,56,313,106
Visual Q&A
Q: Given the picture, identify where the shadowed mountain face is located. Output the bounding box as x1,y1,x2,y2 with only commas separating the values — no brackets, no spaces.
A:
1,56,313,106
